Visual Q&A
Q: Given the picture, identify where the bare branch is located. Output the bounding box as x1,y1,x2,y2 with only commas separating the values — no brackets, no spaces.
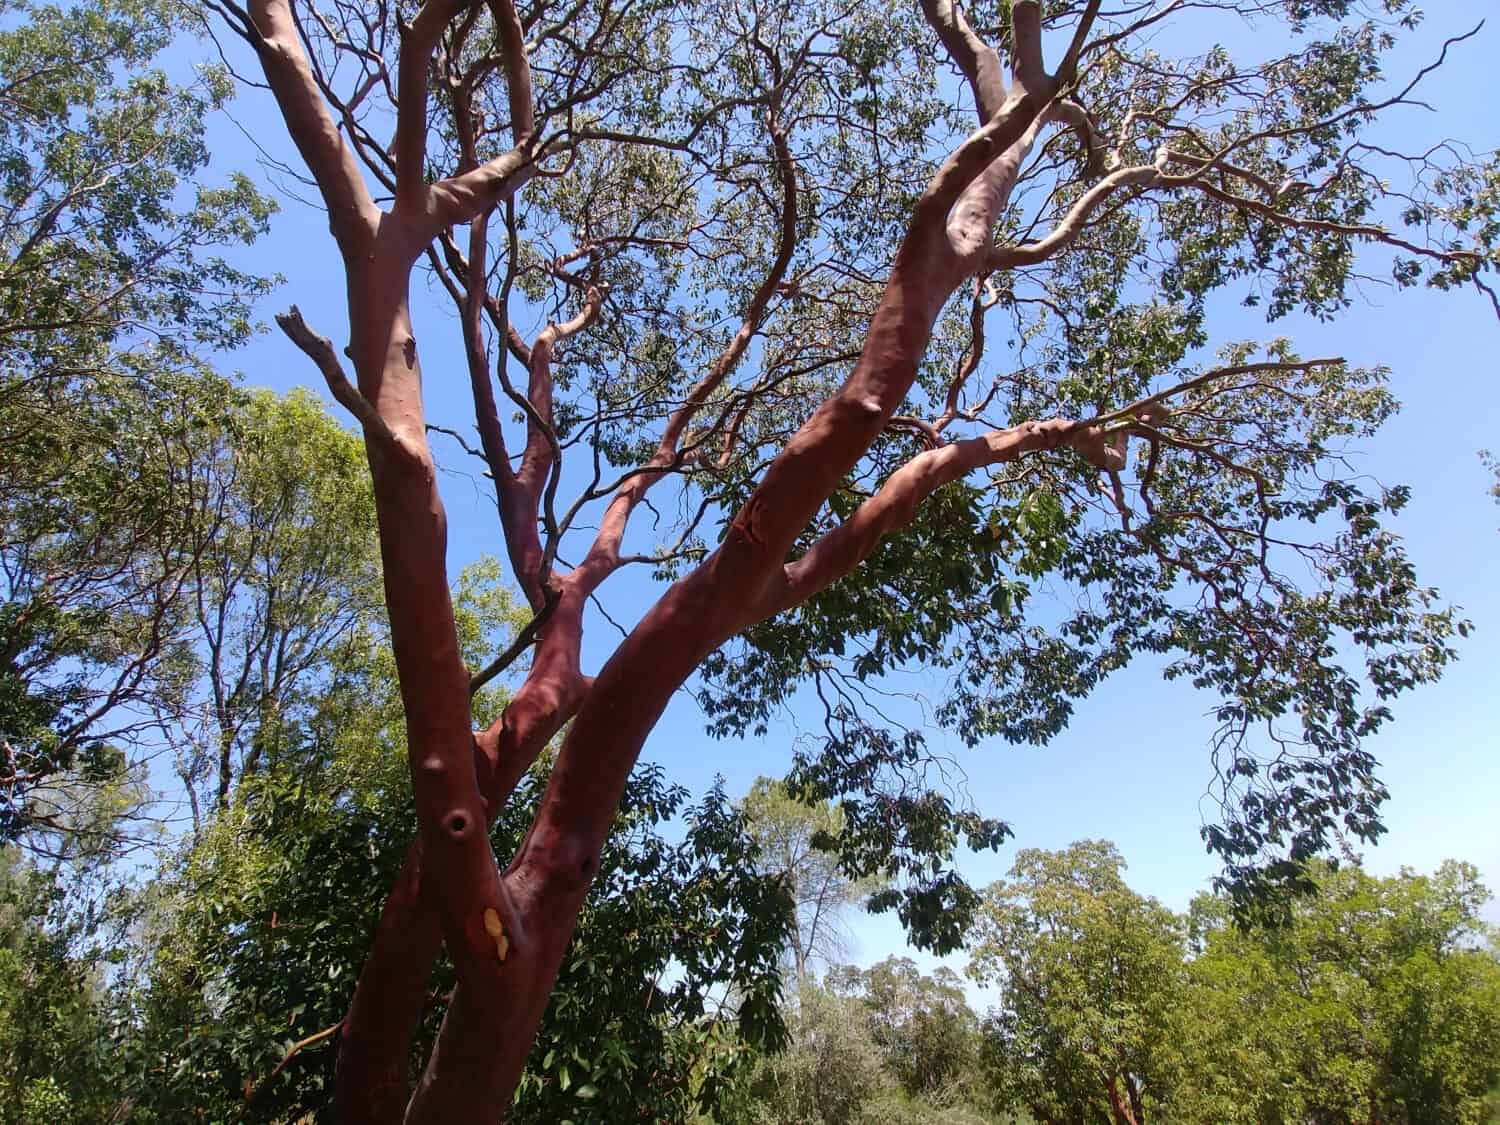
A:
469,585,559,696
575,107,801,581
274,306,419,464
394,0,466,212
1009,0,1046,97
241,1021,342,1120
1054,0,1103,88
990,159,1164,269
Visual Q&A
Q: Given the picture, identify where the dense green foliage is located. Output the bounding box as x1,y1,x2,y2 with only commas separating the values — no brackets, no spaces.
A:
0,0,281,853
968,842,1184,1124
0,0,274,356
967,844,1500,1125
734,971,997,1125
0,851,133,1123
0,768,793,1124
643,0,1495,938
1178,861,1500,1125
1,526,794,1124
128,762,789,1123
830,957,985,1108
0,372,383,853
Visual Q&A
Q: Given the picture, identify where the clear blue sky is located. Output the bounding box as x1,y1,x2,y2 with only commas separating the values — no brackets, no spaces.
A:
186,1,1500,992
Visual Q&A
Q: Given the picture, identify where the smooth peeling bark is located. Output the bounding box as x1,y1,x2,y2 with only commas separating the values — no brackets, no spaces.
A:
713,263,955,581
919,0,1005,121
343,244,537,1125
342,237,528,1115
404,194,1039,1121
245,0,379,253
458,213,549,609
336,839,443,1125
403,87,1062,1112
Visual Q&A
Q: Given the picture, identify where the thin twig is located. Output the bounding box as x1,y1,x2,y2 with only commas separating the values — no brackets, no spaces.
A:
239,1019,342,1118
469,585,560,696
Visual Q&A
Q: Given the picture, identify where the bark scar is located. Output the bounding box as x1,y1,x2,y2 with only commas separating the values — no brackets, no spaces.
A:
482,907,510,961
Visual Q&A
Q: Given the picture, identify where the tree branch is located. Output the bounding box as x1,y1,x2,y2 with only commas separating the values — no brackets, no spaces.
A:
1052,98,1106,177
469,585,558,696
427,142,541,235
1009,0,1047,97
1054,0,1103,88
990,159,1164,269
274,306,419,464
576,106,800,582
920,0,1005,122
243,0,379,252
394,0,468,212
766,418,1079,614
242,1021,342,1119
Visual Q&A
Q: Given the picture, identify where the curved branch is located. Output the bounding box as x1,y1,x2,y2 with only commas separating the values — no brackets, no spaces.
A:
1054,0,1103,88
243,0,379,251
920,0,1005,122
934,277,991,434
1052,98,1106,177
766,354,1346,617
397,0,539,233
577,108,800,580
990,160,1163,269
426,142,541,235
529,286,605,577
1176,165,1486,274
242,1020,342,1119
765,418,1081,615
469,585,559,695
485,0,534,144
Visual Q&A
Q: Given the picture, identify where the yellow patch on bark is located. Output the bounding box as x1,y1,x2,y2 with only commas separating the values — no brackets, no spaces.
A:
482,907,509,961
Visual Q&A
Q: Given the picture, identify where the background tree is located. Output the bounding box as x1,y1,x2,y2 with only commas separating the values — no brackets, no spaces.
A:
1,376,383,853
163,386,384,824
1176,860,1500,1125
0,0,277,855
743,777,875,985
967,841,1185,1125
0,0,273,358
131,761,790,1123
0,848,132,1124
737,980,900,1125
829,956,986,1111
2,366,213,856
202,0,1500,1114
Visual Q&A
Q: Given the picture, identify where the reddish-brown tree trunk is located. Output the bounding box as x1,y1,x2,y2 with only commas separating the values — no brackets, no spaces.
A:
1105,1073,1141,1125
230,0,1127,1117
